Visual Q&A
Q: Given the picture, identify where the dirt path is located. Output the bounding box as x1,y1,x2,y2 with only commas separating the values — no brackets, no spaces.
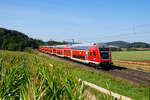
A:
113,60,150,72
122,60,150,63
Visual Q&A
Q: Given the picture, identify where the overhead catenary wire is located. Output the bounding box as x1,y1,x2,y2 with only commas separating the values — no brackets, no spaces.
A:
62,24,150,43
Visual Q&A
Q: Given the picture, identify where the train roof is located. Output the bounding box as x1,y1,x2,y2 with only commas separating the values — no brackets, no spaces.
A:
40,43,109,49
72,42,109,48
56,44,72,48
40,46,54,47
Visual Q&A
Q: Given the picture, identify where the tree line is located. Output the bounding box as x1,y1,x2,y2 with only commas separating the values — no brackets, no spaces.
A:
1,27,149,52
0,28,68,51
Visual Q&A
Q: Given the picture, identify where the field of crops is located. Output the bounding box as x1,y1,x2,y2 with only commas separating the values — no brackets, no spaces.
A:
112,51,150,60
0,51,85,99
0,50,150,100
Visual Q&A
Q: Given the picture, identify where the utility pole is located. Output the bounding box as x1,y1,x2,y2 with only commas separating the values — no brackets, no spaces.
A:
72,39,74,44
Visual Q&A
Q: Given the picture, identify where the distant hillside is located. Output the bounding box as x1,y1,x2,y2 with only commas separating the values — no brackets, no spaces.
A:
106,41,130,46
46,40,68,45
0,28,44,51
121,42,150,48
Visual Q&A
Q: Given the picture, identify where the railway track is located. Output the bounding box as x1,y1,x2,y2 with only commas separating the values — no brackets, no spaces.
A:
39,51,150,86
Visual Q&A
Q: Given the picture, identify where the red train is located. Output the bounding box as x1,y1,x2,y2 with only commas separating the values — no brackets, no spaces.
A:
39,43,113,67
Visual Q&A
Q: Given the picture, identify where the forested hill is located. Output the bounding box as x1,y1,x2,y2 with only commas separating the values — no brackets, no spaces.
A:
106,41,150,48
0,28,44,51
121,42,150,48
106,41,130,46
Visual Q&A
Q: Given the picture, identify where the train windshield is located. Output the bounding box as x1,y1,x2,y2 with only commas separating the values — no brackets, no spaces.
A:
99,48,109,60
99,48,109,51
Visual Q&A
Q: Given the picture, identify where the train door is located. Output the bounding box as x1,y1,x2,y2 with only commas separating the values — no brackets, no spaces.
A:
67,49,70,57
86,51,88,60
88,50,93,61
64,49,67,56
71,49,73,58
92,50,97,61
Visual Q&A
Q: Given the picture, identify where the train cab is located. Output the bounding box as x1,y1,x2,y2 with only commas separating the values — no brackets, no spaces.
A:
95,43,112,66
71,43,112,67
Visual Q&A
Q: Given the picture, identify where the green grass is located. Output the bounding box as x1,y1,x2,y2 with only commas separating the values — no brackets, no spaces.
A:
70,66,150,100
112,51,150,60
38,54,150,100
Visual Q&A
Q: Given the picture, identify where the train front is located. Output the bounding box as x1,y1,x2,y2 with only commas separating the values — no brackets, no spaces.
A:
97,43,113,66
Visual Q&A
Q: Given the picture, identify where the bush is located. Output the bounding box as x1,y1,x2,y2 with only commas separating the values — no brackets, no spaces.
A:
126,48,150,51
110,47,122,51
24,47,38,54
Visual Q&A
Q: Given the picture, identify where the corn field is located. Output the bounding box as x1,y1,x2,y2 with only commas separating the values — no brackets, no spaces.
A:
0,51,84,100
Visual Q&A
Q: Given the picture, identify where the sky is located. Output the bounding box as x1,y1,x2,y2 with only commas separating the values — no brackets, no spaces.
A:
0,0,150,43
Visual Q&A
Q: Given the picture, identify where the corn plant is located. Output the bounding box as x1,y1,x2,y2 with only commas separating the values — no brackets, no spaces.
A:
0,51,85,100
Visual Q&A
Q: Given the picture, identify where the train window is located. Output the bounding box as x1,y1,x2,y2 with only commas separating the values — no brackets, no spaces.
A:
89,51,92,56
68,50,70,53
93,51,96,56
73,54,85,60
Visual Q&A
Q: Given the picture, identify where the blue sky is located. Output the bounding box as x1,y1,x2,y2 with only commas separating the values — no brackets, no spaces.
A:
0,0,150,43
